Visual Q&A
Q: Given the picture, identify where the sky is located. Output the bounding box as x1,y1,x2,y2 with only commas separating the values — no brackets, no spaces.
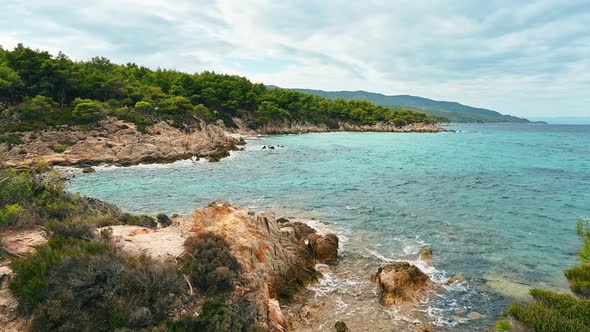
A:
1,0,589,119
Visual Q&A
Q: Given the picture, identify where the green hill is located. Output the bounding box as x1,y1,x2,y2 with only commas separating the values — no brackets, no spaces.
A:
276,87,530,123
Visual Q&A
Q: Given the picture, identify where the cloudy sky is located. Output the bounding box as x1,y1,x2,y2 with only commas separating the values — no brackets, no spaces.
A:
1,0,589,118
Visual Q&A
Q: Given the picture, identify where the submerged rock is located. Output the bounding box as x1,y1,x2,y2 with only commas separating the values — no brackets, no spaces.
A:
82,166,96,173
371,262,434,305
418,247,433,265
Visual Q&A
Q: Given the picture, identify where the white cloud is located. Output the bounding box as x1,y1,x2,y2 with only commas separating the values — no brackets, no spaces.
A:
0,0,589,117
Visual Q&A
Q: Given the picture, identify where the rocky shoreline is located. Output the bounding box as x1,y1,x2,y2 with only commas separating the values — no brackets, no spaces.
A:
0,118,440,169
1,201,449,331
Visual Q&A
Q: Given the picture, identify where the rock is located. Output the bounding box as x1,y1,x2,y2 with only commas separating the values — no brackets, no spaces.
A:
308,233,339,264
269,145,275,149
156,213,172,227
371,262,434,305
188,202,321,328
418,247,433,265
467,311,484,320
82,167,96,173
267,299,286,332
446,275,465,285
335,320,349,332
276,217,290,223
262,145,267,149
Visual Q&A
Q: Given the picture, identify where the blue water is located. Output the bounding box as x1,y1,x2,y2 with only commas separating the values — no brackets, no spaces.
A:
68,124,590,329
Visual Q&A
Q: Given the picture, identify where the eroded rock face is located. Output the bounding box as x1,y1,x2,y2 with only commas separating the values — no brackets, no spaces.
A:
2,117,236,168
188,202,334,331
371,262,434,305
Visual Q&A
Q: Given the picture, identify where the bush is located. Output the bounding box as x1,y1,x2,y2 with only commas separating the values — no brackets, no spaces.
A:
0,135,23,147
157,213,172,227
51,144,66,153
10,237,185,330
564,263,590,297
166,300,266,332
0,203,23,227
44,220,95,240
121,213,158,228
179,232,241,295
508,302,590,332
72,98,107,124
530,288,590,325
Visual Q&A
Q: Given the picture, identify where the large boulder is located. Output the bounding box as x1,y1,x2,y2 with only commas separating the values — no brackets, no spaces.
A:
371,262,434,305
308,233,339,264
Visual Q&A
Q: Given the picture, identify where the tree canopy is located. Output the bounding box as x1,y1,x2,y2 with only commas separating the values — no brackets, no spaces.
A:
0,44,438,132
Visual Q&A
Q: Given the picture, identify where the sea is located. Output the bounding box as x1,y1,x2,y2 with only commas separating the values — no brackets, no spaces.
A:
67,123,590,330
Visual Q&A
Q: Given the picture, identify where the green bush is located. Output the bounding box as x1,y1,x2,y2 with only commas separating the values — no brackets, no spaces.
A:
10,237,185,330
72,98,107,124
121,213,158,228
0,135,23,147
179,232,241,295
44,220,95,240
508,302,590,332
529,288,590,325
51,144,66,153
0,203,23,227
564,263,590,297
166,300,266,332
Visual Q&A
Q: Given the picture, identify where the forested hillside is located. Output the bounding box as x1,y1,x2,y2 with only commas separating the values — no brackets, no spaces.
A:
0,44,437,134
286,88,530,123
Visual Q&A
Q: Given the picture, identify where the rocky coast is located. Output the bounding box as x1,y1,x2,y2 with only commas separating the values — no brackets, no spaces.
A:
0,117,440,169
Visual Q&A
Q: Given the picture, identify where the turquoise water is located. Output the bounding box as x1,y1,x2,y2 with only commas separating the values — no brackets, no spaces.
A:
68,124,590,329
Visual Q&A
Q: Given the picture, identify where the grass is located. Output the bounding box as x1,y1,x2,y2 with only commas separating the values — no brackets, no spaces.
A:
508,302,590,332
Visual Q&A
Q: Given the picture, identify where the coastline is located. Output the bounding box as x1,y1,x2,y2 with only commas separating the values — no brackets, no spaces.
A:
0,117,441,170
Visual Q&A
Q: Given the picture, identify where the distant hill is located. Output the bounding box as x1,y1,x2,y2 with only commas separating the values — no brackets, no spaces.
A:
271,87,530,123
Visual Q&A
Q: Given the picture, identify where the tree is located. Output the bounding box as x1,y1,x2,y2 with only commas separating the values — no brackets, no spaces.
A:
0,65,23,102
72,98,106,124
16,95,53,121
256,101,291,125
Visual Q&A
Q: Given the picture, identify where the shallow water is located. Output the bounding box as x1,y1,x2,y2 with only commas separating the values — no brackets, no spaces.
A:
68,123,590,330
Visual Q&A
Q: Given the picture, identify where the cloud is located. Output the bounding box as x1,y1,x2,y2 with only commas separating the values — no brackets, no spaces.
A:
0,0,589,117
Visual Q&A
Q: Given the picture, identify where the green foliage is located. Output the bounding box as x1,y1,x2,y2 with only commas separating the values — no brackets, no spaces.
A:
508,221,590,330
180,232,241,295
9,237,184,329
51,144,66,153
0,135,23,147
495,317,511,331
564,263,590,296
120,213,158,228
0,203,23,227
72,98,107,123
44,220,95,240
508,302,590,332
0,44,438,132
167,300,266,332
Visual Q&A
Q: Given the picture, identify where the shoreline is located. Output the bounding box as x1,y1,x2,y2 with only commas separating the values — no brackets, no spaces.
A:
0,118,441,170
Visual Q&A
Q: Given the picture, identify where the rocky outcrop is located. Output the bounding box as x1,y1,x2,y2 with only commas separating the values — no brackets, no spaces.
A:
185,203,339,331
1,117,238,169
371,262,434,305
